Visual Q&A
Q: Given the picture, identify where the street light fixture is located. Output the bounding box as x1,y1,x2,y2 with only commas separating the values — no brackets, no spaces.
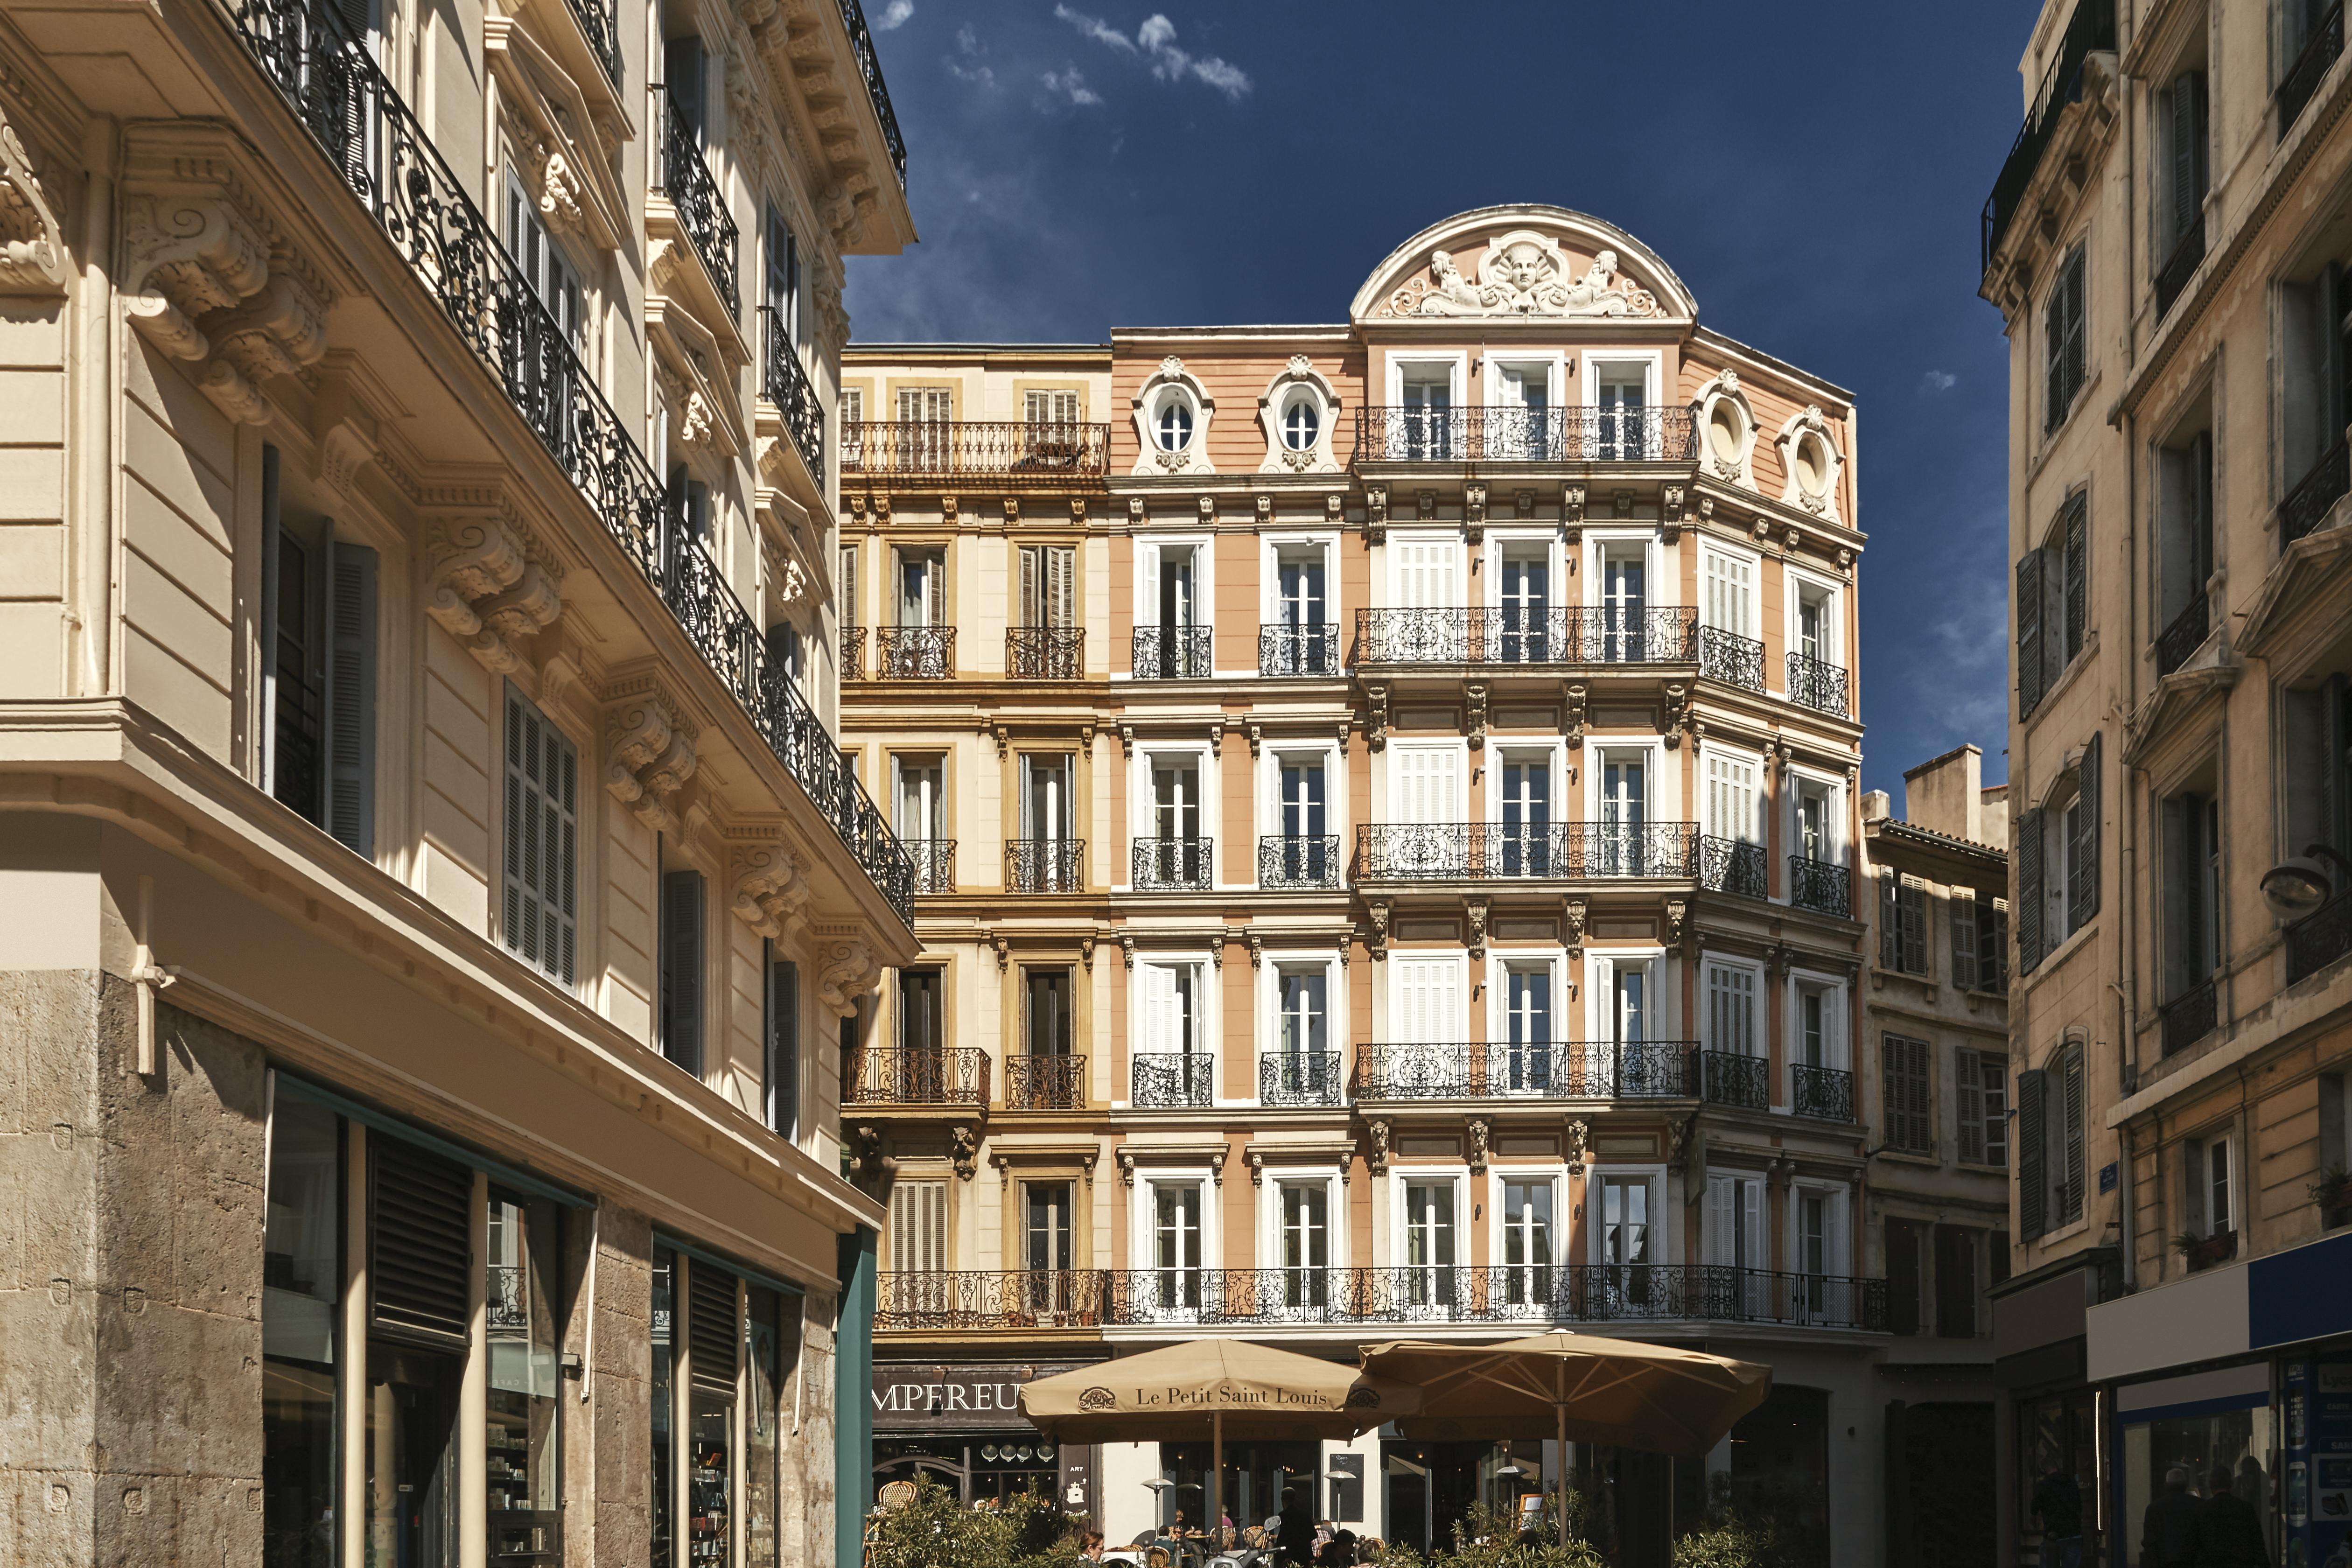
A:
2261,844,2352,922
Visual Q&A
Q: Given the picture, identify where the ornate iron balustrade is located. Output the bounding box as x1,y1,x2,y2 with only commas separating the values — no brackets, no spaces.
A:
1981,0,2117,270
1353,1041,1695,1101
1259,835,1343,889
1008,627,1084,680
1792,1064,1855,1122
1004,1054,1086,1110
2155,215,2205,320
1132,625,1213,679
1260,623,1341,676
2289,896,2352,984
2160,980,2218,1056
2281,3,2345,139
214,0,912,924
1694,1050,1769,1110
658,90,739,316
875,1270,1109,1332
1351,406,1700,465
1131,1054,1215,1108
561,0,619,87
1005,839,1085,893
2156,593,2209,676
875,627,954,679
1789,856,1851,917
757,306,824,490
1701,836,1768,898
1354,822,1700,882
1133,837,1212,890
1351,607,1698,666
903,839,955,895
835,0,908,187
838,420,1110,484
1260,1052,1344,1106
2284,438,2349,546
1787,652,1851,717
841,625,866,680
1698,626,1764,691
847,1047,990,1106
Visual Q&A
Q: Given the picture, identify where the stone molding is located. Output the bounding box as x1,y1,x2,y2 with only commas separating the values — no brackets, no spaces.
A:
423,514,566,674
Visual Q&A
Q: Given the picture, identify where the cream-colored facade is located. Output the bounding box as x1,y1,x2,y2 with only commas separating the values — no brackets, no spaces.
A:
0,0,917,1560
836,206,1924,1568
1983,3,2352,1567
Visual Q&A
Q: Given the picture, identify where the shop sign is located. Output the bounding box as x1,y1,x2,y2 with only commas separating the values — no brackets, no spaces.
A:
873,1361,1097,1433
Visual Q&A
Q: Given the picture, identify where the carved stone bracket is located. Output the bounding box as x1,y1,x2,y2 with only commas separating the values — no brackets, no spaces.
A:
1565,683,1588,749
1661,484,1686,545
1466,683,1489,750
1468,1118,1490,1176
1561,483,1585,544
1080,933,1097,971
1466,896,1490,960
729,842,811,940
1662,683,1690,749
0,112,71,294
1365,483,1388,546
1119,932,1137,970
1665,898,1689,949
1515,489,1535,519
1464,482,1487,545
1116,1148,1137,1187
1668,1111,1698,1176
845,1125,891,1192
1247,931,1264,969
1416,490,1437,520
603,690,699,833
425,515,565,673
1565,897,1588,955
1365,901,1392,960
1365,685,1390,752
991,932,1009,972
1563,1118,1589,1166
817,938,882,1018
1366,1120,1391,1176
950,1126,979,1181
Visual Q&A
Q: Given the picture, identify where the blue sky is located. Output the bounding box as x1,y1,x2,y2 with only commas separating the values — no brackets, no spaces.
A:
842,0,2044,805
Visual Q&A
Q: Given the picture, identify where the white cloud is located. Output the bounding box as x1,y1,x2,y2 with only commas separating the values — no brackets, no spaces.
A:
1041,67,1103,106
1053,5,1250,99
1919,369,1957,393
945,23,994,85
875,0,912,29
1054,4,1136,52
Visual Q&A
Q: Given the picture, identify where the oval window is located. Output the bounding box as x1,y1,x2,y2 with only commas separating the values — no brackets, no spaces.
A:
1157,398,1194,452
1708,401,1743,461
1283,397,1319,451
1796,434,1828,493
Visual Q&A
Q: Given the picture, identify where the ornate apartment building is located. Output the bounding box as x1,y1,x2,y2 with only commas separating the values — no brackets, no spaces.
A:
835,205,1935,1568
1981,3,2352,1567
0,0,916,1561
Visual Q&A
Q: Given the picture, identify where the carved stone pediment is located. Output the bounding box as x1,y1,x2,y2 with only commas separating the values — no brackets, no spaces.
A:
1386,231,1664,319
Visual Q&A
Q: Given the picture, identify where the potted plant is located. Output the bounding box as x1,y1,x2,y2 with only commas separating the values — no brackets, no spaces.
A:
2311,1168,2352,1228
2171,1229,2239,1272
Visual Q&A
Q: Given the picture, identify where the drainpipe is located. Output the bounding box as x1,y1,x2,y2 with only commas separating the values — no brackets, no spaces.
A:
2112,11,2143,1293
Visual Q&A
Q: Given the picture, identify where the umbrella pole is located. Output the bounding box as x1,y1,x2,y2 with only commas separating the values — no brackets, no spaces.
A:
1555,1404,1569,1533
1211,1410,1224,1548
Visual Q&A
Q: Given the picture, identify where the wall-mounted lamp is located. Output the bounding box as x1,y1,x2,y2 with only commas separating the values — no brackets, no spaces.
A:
2262,844,2352,922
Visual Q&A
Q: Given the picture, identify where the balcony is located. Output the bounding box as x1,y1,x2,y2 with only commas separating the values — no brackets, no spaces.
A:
1353,607,1697,667
2154,215,2205,321
1005,839,1085,894
1132,1054,1215,1108
839,420,1110,487
1698,626,1764,692
1352,406,1699,466
212,0,912,923
1260,623,1341,677
757,306,825,492
658,89,739,317
1354,1041,1695,1101
2155,593,2209,677
841,625,866,680
1133,837,1212,891
2280,4,2345,140
2284,438,2348,546
2159,979,2218,1056
1132,625,1213,679
1791,1064,1855,1123
1694,1050,1769,1110
874,627,954,680
1354,822,1699,882
875,1270,1108,1333
559,0,619,87
904,839,955,895
847,1047,990,1107
1004,1054,1086,1111
1786,652,1851,718
1981,0,2117,270
835,0,909,186
1260,1053,1344,1107
1259,835,1343,890
1700,837,1768,899
1788,856,1852,917
2289,896,2352,984
1008,627,1085,681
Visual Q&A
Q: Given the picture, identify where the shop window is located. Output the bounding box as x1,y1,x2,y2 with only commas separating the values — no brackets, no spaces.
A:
744,1286,800,1568
1727,1385,1830,1562
2118,1396,2275,1568
367,1135,471,1567
686,1261,739,1565
263,1084,343,1568
2021,1389,2098,1554
486,1191,562,1565
1327,1453,1365,1524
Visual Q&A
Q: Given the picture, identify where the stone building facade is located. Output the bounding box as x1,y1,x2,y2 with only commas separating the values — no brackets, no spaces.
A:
0,0,917,1561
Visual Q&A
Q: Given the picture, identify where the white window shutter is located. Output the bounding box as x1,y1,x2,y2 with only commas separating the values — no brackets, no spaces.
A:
1704,1176,1731,1266
1741,1180,1764,1268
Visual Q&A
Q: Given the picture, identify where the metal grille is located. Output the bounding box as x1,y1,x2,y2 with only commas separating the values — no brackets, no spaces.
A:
1351,406,1699,464
1694,1050,1769,1110
370,1135,474,1346
1132,626,1213,679
1788,856,1851,917
658,89,738,315
1700,837,1767,898
904,839,955,895
834,0,908,185
1007,627,1085,680
875,627,954,679
839,420,1108,483
1259,835,1342,889
1259,623,1341,676
2283,439,2350,546
1354,822,1699,881
845,1047,990,1106
758,306,825,490
2155,593,2209,676
1132,837,1212,890
874,1269,1109,1331
1005,839,1085,893
1259,1053,1344,1106
1353,1041,1694,1101
2289,896,2352,984
2280,3,2345,138
1003,1054,1086,1110
2158,980,2217,1055
1698,626,1764,691
1352,606,1697,665
1131,1054,1215,1108
1786,652,1851,717
1791,1064,1855,1122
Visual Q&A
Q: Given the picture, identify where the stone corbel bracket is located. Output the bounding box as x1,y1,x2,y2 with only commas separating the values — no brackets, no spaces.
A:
817,937,881,1018
729,840,812,940
0,111,71,294
424,515,566,673
602,686,699,834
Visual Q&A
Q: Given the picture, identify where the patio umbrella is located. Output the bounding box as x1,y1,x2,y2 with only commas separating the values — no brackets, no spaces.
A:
1023,1339,1418,1542
1361,1332,1771,1478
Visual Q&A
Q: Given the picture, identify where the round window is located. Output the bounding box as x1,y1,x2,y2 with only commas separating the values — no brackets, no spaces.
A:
1708,400,1743,462
1795,433,1828,494
1156,397,1194,452
1282,396,1319,451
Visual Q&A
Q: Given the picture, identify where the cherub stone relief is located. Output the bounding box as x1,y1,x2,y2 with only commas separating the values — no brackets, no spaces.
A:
1387,231,1664,319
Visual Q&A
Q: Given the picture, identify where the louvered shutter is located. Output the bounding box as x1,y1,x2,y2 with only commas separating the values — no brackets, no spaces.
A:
768,957,799,1138
326,543,378,856
1049,546,1075,629
370,1134,474,1347
2062,1046,2086,1225
688,1259,739,1393
504,688,578,986
1704,551,1750,636
839,545,859,630
661,868,705,1071
1019,546,1040,629
1988,903,2011,992
1952,891,1980,991
1900,881,1928,973
2017,552,2046,718
1704,1176,1732,1267
2071,733,2102,931
2170,73,2206,246
1881,1036,1931,1154
2017,1068,2048,1239
2190,433,2215,584
2062,495,2088,673
1958,1048,1986,1165
2015,809,2046,973
889,1181,946,1273
1879,874,1901,967
2324,674,2352,854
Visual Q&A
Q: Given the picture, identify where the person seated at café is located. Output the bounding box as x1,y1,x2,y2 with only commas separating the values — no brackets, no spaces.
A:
1079,1531,1106,1563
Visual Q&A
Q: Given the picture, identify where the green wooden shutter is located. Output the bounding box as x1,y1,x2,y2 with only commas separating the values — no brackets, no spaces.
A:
1899,881,1929,974
2017,1068,2048,1239
326,542,378,856
1952,892,1980,991
661,868,706,1072
2071,734,2102,932
2062,1046,2086,1225
2016,809,2045,973
2062,494,2089,670
1957,1048,1986,1165
2017,552,2046,718
1880,874,1901,968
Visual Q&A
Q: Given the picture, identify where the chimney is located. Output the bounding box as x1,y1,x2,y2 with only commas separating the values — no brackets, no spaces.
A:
1862,790,1892,823
1901,745,1985,841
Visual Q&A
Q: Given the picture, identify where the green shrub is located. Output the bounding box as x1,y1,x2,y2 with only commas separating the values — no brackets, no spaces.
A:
1670,1510,1799,1568
861,1476,1087,1568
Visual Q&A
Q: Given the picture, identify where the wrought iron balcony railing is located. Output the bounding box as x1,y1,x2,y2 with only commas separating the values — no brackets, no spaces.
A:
2280,3,2345,139
214,0,912,923
1354,822,1700,882
903,839,955,895
1791,1064,1855,1123
1352,607,1698,666
1981,0,2117,270
2154,215,2205,320
1133,837,1212,891
1005,839,1085,894
1787,652,1851,717
835,0,908,187
1700,836,1768,898
2159,979,2218,1056
1352,406,1700,465
561,0,619,87
1008,627,1084,680
1259,835,1343,889
875,626,954,679
2284,438,2349,546
1003,1054,1086,1110
1789,856,1852,917
1694,1050,1769,1110
1260,623,1341,676
839,420,1110,484
1132,625,1213,679
757,306,824,490
2289,896,2352,984
658,89,739,316
875,1270,1108,1332
1260,1052,1344,1106
1131,1053,1215,1108
1353,1041,1695,1101
847,1047,990,1106
2155,593,2209,676
1698,626,1765,691
841,625,866,681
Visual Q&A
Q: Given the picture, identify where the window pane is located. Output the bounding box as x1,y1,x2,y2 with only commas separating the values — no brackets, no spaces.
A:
486,1192,562,1565
264,1086,341,1568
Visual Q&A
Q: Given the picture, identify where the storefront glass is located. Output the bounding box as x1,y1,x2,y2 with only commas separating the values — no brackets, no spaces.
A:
485,1191,561,1566
1727,1385,1829,1562
651,1247,674,1566
263,1085,341,1568
2119,1403,2275,1568
365,1344,463,1568
1164,1439,1317,1537
745,1286,786,1568
687,1388,733,1562
2018,1387,2100,1561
